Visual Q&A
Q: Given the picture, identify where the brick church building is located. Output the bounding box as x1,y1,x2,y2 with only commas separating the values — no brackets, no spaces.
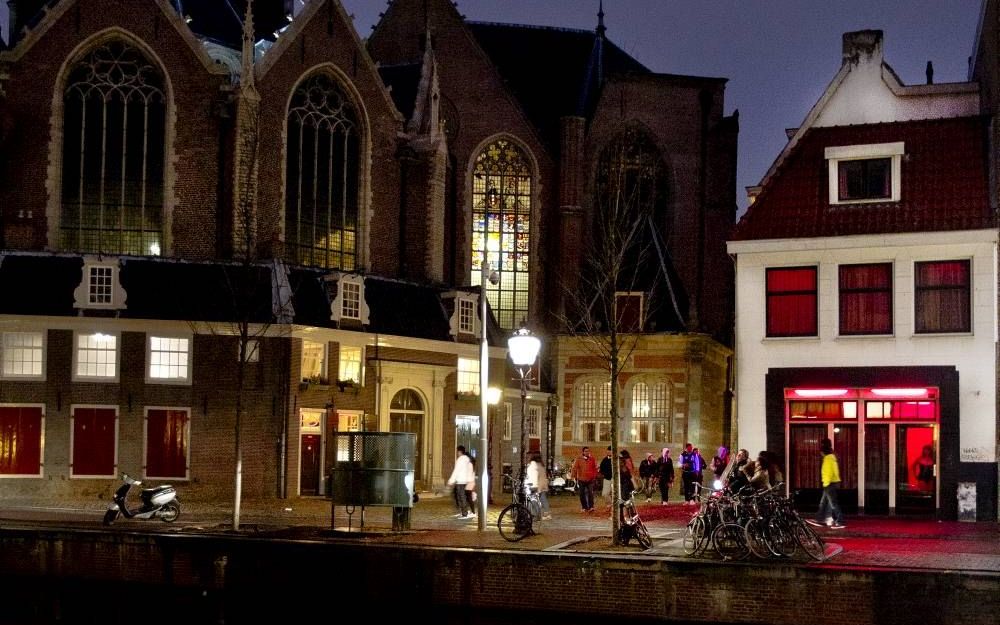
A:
0,0,737,504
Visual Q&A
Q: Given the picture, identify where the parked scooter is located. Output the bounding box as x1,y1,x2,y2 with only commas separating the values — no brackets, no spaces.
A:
548,464,576,495
103,473,180,525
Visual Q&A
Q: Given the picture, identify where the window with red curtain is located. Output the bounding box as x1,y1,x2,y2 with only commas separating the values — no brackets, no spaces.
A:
839,263,892,335
146,408,189,479
790,425,825,489
0,406,43,475
766,267,817,337
838,158,891,201
915,260,970,333
71,407,116,477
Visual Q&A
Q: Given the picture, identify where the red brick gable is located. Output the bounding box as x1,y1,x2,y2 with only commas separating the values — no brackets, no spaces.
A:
733,117,994,240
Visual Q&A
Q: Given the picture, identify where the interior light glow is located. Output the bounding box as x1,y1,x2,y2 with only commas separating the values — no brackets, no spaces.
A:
793,389,848,398
871,388,927,397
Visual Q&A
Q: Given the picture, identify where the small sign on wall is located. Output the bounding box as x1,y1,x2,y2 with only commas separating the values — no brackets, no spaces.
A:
957,482,976,522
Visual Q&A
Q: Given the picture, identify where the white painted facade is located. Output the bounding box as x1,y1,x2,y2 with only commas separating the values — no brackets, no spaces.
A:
729,230,998,463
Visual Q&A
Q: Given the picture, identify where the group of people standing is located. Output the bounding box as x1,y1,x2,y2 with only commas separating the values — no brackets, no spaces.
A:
569,445,683,512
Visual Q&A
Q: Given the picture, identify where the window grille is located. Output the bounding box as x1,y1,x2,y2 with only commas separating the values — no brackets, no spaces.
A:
301,340,326,382
339,345,362,383
341,281,360,319
149,336,189,381
458,298,475,333
60,41,165,255
629,380,670,442
88,266,114,305
471,139,532,329
1,332,44,378
457,357,479,394
76,333,117,379
285,73,360,270
576,380,611,441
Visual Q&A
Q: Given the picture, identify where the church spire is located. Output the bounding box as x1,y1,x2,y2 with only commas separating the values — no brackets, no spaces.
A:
240,0,256,92
597,0,606,38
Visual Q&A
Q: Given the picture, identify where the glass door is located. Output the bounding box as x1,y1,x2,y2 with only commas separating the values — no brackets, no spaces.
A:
896,424,936,514
864,424,889,514
789,425,826,511
833,425,858,513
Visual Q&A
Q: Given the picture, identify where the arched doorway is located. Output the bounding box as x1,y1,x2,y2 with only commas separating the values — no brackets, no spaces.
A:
389,389,424,485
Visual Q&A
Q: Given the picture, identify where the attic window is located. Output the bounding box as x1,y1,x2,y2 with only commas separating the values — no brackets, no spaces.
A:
458,298,476,334
74,259,126,310
329,273,369,324
826,142,903,204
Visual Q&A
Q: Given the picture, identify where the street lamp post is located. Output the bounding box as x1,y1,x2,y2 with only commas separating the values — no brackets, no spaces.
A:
478,241,499,531
508,327,541,481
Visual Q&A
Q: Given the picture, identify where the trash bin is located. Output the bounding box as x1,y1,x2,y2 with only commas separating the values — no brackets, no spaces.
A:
957,482,976,522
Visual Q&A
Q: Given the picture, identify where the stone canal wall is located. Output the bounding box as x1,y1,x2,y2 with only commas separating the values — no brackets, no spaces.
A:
0,528,996,624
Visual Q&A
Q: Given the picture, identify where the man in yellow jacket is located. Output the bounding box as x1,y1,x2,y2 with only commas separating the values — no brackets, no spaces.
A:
807,438,846,529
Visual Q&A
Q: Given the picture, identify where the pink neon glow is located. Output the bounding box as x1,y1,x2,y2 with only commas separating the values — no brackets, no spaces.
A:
871,388,927,397
793,389,849,398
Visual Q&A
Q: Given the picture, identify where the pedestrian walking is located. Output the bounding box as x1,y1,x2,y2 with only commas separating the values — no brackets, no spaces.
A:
570,446,598,512
445,445,476,518
599,446,614,505
807,438,845,529
526,453,552,519
657,447,675,505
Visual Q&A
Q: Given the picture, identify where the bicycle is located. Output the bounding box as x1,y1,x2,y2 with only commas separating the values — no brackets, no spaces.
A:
497,474,542,542
616,493,653,550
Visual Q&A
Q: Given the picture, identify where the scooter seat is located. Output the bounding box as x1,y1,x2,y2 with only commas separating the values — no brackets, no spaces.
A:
142,486,173,495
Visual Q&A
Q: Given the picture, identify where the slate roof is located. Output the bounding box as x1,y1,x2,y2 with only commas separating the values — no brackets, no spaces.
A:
732,116,994,241
466,22,649,147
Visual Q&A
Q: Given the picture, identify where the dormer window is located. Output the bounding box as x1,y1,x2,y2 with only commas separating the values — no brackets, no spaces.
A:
74,259,126,311
329,273,370,324
444,291,479,338
826,142,903,204
458,299,475,334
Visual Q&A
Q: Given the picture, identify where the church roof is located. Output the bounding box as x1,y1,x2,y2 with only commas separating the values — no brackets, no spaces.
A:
178,0,289,49
732,116,994,241
466,22,649,147
378,63,422,121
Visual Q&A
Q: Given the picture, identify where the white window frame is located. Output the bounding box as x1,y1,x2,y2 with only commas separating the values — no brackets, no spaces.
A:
338,344,364,384
826,142,904,205
0,331,46,381
73,259,127,311
72,331,119,382
301,339,328,384
527,405,542,438
458,298,476,334
329,273,370,324
69,404,119,479
457,357,480,395
143,406,191,481
146,335,192,385
0,403,45,478
503,402,512,440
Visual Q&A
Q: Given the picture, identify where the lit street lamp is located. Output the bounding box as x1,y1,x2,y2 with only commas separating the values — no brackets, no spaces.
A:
477,239,500,531
508,327,541,480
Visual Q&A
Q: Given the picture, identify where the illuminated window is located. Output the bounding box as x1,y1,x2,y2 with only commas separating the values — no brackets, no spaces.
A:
914,260,970,334
145,408,189,480
0,405,44,476
629,380,670,442
75,332,117,380
301,340,327,383
285,73,360,270
766,267,818,337
576,380,611,442
148,336,190,383
839,263,892,335
338,345,362,384
471,139,532,330
457,357,480,395
60,40,165,256
789,401,856,420
1,332,44,379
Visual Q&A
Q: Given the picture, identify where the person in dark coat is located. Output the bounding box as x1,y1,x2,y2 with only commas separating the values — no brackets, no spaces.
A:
657,447,675,505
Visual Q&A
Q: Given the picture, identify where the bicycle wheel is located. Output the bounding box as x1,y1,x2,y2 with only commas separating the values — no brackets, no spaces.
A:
743,517,772,560
527,496,542,520
682,515,707,556
767,516,797,558
497,503,532,542
793,519,826,561
712,522,750,561
634,518,653,550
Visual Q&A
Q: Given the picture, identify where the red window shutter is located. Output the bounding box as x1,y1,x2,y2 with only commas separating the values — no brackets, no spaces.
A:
147,409,188,479
72,407,115,476
0,406,43,475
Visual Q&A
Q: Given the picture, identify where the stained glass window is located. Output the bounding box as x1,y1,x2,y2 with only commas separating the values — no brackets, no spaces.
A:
471,140,532,329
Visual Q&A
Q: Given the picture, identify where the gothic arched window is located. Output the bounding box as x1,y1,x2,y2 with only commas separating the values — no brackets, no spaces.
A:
285,73,360,270
594,127,667,229
575,379,611,442
629,379,671,443
61,41,166,256
471,139,532,330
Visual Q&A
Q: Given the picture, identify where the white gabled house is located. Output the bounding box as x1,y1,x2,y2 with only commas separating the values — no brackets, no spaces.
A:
728,30,997,521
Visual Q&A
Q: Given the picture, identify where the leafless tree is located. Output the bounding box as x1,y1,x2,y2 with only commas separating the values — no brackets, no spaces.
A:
558,137,680,545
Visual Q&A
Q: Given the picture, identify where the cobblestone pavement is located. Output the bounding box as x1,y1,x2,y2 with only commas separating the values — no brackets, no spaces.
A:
2,491,998,572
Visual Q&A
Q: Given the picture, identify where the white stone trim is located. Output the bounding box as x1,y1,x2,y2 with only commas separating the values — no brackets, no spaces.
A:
73,258,127,311
328,273,370,324
826,143,903,205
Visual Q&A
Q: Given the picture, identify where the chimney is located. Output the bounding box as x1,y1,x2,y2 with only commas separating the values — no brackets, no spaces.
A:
925,61,934,84
842,30,883,67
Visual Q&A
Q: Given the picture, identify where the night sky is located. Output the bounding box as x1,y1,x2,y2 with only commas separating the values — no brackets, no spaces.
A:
1,1,984,212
